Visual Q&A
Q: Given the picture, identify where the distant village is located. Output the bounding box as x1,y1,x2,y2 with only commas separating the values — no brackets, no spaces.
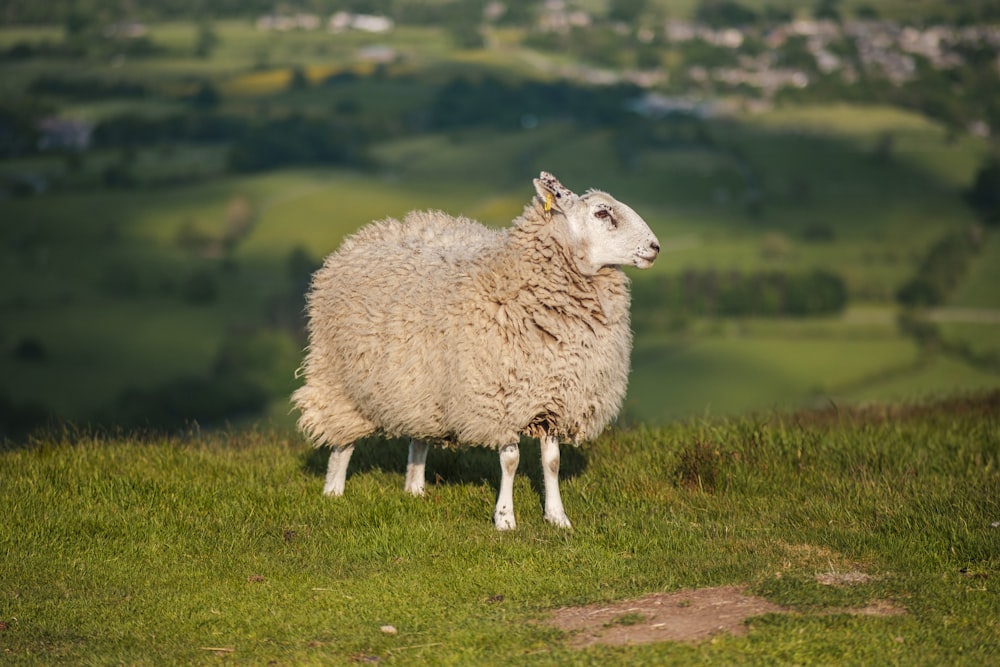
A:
33,7,1000,155
250,7,999,128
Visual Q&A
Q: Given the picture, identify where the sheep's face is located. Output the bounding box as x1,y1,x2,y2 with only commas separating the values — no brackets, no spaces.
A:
534,172,660,275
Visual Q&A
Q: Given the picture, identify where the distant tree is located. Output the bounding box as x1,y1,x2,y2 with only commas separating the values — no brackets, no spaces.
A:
0,392,50,440
11,337,46,362
695,0,758,28
855,4,880,20
0,105,40,158
775,35,817,71
448,21,484,49
785,270,847,315
762,5,793,23
64,9,94,40
190,81,220,109
287,245,320,294
896,231,979,307
64,150,84,172
608,0,648,23
444,0,486,49
102,159,136,188
227,115,368,172
99,261,143,297
181,269,219,305
814,0,842,22
288,66,309,91
195,21,220,59
966,156,1000,226
872,131,894,163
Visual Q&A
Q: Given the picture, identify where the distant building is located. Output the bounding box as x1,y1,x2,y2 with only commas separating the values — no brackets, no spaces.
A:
328,12,394,34
256,13,321,31
626,93,718,119
36,117,93,152
103,21,147,38
357,45,397,64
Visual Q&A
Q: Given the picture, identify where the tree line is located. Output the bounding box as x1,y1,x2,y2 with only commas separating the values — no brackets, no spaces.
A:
633,268,848,322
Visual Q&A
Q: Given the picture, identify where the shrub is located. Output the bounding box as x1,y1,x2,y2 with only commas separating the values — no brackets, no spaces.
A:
633,268,848,321
180,269,218,305
99,261,142,298
965,156,1000,226
11,337,46,362
0,392,51,440
896,230,979,307
112,374,268,431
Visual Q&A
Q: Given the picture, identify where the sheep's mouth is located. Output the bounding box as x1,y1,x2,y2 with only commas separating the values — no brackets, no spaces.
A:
633,253,658,268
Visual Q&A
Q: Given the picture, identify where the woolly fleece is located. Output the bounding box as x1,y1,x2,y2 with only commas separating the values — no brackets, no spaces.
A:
293,196,633,449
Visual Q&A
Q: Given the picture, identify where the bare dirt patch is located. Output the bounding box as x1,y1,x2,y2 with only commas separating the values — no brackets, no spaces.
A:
547,585,906,648
548,585,785,648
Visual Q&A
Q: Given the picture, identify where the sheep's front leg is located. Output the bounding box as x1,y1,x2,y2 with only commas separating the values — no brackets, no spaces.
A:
541,435,572,529
323,444,355,496
494,443,520,530
404,439,428,496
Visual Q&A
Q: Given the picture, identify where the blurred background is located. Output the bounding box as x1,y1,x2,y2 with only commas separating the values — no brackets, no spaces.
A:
1,0,999,439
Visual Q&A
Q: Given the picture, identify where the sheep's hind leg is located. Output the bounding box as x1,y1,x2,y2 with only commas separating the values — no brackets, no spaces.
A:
541,435,572,529
494,443,520,530
323,444,355,496
404,439,428,496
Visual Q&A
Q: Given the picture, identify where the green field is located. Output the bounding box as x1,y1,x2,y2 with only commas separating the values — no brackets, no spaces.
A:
2,16,1000,432
4,117,999,426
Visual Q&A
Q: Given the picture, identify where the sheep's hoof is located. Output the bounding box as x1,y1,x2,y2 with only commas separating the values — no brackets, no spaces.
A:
322,484,345,497
404,484,425,497
494,509,517,531
545,512,573,529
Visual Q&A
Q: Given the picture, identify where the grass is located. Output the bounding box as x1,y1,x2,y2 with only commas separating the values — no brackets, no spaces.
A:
626,326,922,422
2,392,998,664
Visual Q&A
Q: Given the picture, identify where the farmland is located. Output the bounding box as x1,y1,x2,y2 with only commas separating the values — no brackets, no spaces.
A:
1,6,999,434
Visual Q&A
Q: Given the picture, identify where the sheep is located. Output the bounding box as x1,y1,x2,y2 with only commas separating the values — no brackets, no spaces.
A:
292,171,659,530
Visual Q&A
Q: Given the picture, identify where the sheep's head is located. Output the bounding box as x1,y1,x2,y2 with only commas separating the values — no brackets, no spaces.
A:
533,171,660,275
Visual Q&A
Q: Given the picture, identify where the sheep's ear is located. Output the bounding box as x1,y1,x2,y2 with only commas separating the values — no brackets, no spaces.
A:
533,171,577,213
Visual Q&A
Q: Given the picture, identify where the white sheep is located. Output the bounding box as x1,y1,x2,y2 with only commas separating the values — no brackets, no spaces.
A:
293,172,659,529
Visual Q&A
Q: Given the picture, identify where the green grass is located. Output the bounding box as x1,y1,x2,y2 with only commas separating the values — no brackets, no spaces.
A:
2,393,998,664
952,233,1000,310
626,325,921,422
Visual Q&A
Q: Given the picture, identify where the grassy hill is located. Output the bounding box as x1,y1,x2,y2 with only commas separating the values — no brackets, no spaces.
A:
2,17,999,433
2,392,997,664
3,108,998,429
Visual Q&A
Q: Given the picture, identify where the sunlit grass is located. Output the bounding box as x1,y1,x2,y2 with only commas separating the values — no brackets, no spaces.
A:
626,328,923,422
2,394,997,664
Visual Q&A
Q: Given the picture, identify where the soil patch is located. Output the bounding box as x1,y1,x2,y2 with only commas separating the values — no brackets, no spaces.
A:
547,585,905,648
548,585,784,648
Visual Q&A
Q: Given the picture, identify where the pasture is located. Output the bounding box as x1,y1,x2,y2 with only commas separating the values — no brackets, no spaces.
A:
3,107,999,426
2,11,998,664
2,15,999,429
2,393,998,664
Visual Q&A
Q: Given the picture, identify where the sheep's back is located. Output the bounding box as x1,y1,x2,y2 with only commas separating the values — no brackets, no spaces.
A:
306,212,503,441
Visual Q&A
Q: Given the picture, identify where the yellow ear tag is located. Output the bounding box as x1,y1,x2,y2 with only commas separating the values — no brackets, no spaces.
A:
544,193,553,212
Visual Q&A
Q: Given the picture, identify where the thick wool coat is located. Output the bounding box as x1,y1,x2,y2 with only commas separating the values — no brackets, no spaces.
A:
292,198,632,449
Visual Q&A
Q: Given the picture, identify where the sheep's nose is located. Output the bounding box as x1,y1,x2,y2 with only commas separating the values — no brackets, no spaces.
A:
650,240,660,253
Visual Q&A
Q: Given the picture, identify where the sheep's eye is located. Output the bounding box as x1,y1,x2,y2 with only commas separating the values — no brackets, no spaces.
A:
595,209,616,227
